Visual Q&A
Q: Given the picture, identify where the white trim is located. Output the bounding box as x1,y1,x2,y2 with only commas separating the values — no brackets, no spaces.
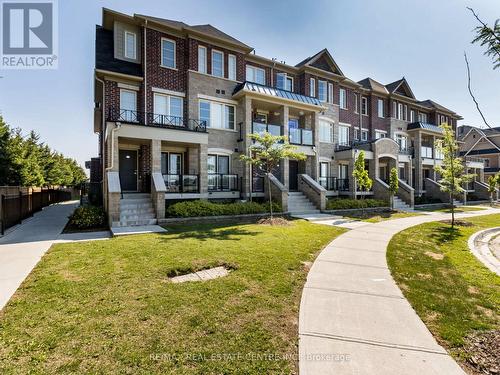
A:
208,148,234,155
160,37,177,69
319,116,335,123
124,31,137,60
197,94,238,105
188,69,240,83
328,83,333,104
339,122,351,127
319,157,332,163
117,82,140,91
318,80,327,102
198,45,207,74
375,129,388,133
211,49,225,77
152,87,186,97
310,78,316,97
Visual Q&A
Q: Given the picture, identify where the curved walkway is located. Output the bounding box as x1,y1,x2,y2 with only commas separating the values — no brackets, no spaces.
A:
299,207,500,375
468,227,500,276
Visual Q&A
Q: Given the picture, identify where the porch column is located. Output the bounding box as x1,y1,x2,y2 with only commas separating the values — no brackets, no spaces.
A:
280,105,289,187
348,157,356,198
199,144,208,196
150,139,165,219
414,132,423,194
310,112,320,179
406,159,413,186
151,139,161,173
242,97,253,198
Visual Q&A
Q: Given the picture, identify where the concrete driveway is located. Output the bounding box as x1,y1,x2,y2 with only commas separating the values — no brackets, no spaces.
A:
299,207,500,375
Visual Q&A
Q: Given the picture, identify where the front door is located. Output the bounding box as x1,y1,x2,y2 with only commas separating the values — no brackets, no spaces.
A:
289,160,299,191
119,150,138,191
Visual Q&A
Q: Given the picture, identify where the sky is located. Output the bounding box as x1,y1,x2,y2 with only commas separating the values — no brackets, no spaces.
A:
0,0,499,169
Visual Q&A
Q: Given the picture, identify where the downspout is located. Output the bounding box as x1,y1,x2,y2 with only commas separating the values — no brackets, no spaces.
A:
95,74,106,172
105,122,121,172
143,20,147,115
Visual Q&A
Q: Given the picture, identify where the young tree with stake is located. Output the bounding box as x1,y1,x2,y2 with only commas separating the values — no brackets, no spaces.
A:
352,150,373,216
389,167,399,210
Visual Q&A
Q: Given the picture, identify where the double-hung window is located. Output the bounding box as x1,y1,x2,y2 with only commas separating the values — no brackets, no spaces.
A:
410,110,415,122
354,93,359,113
361,97,368,115
328,83,333,104
354,128,359,140
310,78,316,97
228,54,237,81
339,88,347,109
418,112,427,122
119,89,137,122
338,124,350,146
318,80,327,102
361,129,368,141
161,39,176,68
246,65,265,84
198,46,207,73
319,120,333,143
375,130,387,139
377,99,384,118
212,50,224,77
395,134,408,151
124,31,136,59
153,93,183,126
199,100,235,130
276,73,293,91
397,103,403,120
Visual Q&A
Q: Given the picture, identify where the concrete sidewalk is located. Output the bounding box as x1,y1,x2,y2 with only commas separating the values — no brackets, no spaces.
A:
299,207,500,375
0,201,79,310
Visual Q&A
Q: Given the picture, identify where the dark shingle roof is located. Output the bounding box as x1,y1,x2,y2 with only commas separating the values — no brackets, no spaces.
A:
357,77,388,94
407,122,443,133
95,26,142,77
460,148,500,156
385,78,404,93
418,99,454,114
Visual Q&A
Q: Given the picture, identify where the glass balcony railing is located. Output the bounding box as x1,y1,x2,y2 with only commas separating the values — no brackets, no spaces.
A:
421,146,433,158
163,174,199,193
208,174,239,192
252,122,282,137
289,128,314,146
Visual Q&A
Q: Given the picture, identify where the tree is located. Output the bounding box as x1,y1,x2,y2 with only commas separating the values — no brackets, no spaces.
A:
240,132,306,220
389,167,399,210
352,150,373,216
434,124,474,228
0,117,12,185
468,7,500,70
487,174,500,206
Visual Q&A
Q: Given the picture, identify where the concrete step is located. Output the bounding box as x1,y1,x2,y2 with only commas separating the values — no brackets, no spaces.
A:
120,213,156,221
122,193,151,199
121,199,152,205
116,218,158,227
120,207,155,215
121,202,154,209
288,210,321,215
288,204,317,210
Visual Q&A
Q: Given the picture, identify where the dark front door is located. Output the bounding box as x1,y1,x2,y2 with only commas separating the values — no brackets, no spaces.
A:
119,150,138,191
289,160,299,191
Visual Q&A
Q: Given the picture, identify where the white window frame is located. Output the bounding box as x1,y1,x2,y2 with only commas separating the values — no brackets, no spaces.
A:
310,78,316,97
211,49,224,77
397,103,403,120
354,128,359,140
124,31,137,60
410,109,415,122
339,88,347,109
338,124,350,145
319,119,334,143
328,83,333,104
119,89,137,122
377,99,384,118
361,129,368,141
375,130,387,139
153,93,184,123
246,65,265,85
318,80,327,102
354,93,359,113
361,97,368,116
161,38,176,69
276,73,293,91
198,45,207,74
404,104,408,121
228,54,237,81
199,100,235,130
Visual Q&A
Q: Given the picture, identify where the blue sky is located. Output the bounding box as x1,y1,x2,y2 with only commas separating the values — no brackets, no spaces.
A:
0,0,499,168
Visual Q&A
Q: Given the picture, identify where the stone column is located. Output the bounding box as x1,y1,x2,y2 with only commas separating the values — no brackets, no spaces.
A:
151,139,161,173
414,132,423,195
150,139,165,219
406,159,413,186
280,105,290,188
348,157,356,198
311,112,320,179
242,97,253,198
199,144,208,197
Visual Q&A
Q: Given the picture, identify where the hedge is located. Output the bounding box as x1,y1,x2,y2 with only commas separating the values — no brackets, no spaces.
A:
68,205,106,229
326,198,388,210
166,200,282,218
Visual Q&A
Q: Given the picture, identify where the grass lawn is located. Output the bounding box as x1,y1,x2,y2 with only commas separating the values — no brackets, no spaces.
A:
415,206,487,213
0,220,344,374
346,210,422,223
387,214,500,367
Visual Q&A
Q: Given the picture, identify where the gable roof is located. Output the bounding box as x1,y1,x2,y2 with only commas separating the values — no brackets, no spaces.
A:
134,14,252,51
418,99,455,114
295,49,344,76
385,77,416,99
357,77,389,95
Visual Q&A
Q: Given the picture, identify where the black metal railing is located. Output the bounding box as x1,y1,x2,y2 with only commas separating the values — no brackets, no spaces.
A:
337,179,350,191
252,122,282,137
334,140,371,151
289,128,314,146
163,174,199,193
318,177,337,191
1,189,72,235
208,174,239,192
398,146,413,155
252,176,265,193
107,108,207,133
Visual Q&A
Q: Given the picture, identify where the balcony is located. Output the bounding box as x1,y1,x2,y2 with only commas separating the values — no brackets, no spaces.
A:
421,146,433,159
398,146,413,155
107,108,207,133
465,156,486,169
163,174,199,193
252,122,282,137
289,128,314,146
208,174,240,192
334,140,371,151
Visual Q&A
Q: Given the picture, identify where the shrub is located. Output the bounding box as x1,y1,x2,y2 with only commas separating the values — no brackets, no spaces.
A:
326,198,388,210
414,196,442,205
68,205,106,229
166,200,282,218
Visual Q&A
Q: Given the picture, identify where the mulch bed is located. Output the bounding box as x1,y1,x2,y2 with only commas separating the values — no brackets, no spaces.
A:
462,330,500,375
257,217,291,226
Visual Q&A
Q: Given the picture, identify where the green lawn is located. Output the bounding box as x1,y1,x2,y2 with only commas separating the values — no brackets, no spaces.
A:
387,214,500,363
346,211,422,223
0,221,344,374
415,206,487,213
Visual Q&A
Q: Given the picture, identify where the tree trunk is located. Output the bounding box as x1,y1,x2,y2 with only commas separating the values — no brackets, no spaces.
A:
267,174,273,219
450,192,455,229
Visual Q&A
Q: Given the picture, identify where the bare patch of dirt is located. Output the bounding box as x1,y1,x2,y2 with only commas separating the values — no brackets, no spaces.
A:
425,251,445,260
462,330,500,375
468,286,480,295
439,220,474,227
417,273,432,279
301,261,313,271
257,217,291,226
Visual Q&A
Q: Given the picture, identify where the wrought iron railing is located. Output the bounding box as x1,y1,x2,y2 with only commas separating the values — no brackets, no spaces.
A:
318,177,338,191
163,174,199,193
208,174,239,192
289,128,314,146
252,176,265,192
337,178,350,191
107,108,207,132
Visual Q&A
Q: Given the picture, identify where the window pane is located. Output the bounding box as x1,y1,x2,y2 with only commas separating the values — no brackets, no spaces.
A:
246,66,253,81
276,73,285,89
154,94,168,117
162,40,175,68
169,154,181,175
286,77,293,91
318,81,327,102
225,105,235,129
198,46,206,73
161,153,168,175
212,51,223,77
207,155,217,174
125,32,135,59
288,119,299,129
218,156,229,174
228,55,236,80
120,91,136,111
199,101,210,127
255,69,265,84
170,97,183,118
310,79,315,97
211,103,223,128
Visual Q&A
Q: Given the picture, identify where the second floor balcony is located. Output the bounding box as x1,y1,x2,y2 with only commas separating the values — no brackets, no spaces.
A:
289,128,314,146
252,122,282,137
108,108,207,133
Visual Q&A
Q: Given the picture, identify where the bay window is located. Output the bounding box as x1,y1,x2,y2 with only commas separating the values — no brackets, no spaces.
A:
246,65,265,84
199,100,235,130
